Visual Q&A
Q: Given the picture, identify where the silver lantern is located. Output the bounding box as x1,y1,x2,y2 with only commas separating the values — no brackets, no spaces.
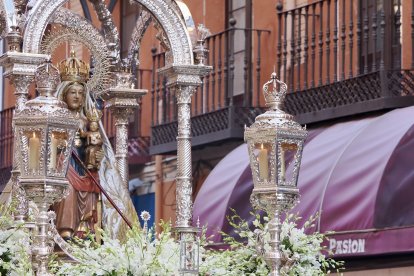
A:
244,73,307,276
13,60,78,276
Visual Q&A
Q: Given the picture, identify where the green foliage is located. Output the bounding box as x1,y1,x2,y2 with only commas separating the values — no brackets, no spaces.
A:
0,203,33,275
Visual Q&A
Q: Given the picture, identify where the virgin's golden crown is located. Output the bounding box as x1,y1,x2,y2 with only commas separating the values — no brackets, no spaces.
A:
58,50,90,83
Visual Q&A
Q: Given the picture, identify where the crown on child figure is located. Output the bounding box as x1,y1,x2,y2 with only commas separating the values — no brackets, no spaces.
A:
86,107,102,123
58,48,90,83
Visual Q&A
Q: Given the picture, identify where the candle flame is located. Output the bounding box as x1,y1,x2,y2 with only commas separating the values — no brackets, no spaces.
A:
32,132,36,138
260,143,264,150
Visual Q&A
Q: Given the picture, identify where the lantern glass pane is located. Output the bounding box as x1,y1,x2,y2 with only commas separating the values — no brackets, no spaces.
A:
179,233,199,273
254,143,271,181
24,130,42,174
280,142,298,185
48,131,69,175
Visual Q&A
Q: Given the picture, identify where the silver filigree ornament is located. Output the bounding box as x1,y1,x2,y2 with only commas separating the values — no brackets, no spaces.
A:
24,0,194,66
102,60,147,189
88,0,121,66
193,24,210,66
13,60,79,276
244,73,307,276
127,9,152,66
41,8,112,95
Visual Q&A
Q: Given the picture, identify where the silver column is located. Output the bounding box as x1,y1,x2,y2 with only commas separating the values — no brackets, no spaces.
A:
103,68,147,189
159,63,211,275
112,107,134,188
175,85,194,228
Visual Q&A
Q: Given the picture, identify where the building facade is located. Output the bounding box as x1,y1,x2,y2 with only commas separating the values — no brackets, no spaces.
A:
1,0,414,273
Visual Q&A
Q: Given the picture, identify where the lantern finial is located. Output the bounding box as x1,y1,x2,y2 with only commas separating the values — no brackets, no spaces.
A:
262,72,287,110
35,59,60,95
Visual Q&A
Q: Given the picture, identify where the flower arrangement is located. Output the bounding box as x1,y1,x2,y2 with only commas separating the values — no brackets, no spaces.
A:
0,205,343,275
0,204,33,275
52,221,181,276
199,210,344,276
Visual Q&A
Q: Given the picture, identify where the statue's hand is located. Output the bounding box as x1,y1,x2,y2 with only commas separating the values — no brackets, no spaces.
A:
74,131,83,148
95,148,105,165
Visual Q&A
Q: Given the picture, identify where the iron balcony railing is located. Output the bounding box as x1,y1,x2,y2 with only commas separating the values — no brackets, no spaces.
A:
150,26,270,125
277,0,414,123
150,0,414,154
150,26,271,154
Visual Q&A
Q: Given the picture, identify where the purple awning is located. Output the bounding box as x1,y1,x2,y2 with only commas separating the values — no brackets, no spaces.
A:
193,106,414,257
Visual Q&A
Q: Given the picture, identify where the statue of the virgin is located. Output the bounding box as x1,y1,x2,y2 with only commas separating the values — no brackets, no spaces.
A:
53,50,138,241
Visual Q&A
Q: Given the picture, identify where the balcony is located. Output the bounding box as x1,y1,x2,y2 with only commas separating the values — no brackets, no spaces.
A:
150,26,270,154
150,0,414,155
278,0,414,123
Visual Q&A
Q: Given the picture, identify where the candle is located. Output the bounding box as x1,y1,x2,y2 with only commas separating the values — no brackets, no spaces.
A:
258,144,268,179
280,148,285,182
28,132,40,171
49,133,58,170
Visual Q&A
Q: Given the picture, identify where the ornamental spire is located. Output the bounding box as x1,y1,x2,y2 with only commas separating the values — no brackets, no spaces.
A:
262,72,288,110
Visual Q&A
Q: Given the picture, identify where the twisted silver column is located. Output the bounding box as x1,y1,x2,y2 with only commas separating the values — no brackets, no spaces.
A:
31,204,55,276
158,61,211,275
112,108,134,189
103,70,147,189
266,209,282,276
175,85,194,228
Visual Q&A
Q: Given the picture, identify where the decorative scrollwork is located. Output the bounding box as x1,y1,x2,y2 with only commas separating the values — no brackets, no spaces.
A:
129,0,194,65
153,20,171,52
41,8,112,95
127,9,152,63
89,0,121,66
24,0,194,66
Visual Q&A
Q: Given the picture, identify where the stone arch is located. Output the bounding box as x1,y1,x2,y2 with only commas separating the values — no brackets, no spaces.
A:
23,0,194,65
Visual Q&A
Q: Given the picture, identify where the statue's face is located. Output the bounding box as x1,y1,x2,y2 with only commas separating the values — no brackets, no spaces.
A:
64,83,85,111
89,122,99,131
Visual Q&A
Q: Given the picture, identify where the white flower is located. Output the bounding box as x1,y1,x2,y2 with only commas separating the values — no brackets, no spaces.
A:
140,211,151,222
